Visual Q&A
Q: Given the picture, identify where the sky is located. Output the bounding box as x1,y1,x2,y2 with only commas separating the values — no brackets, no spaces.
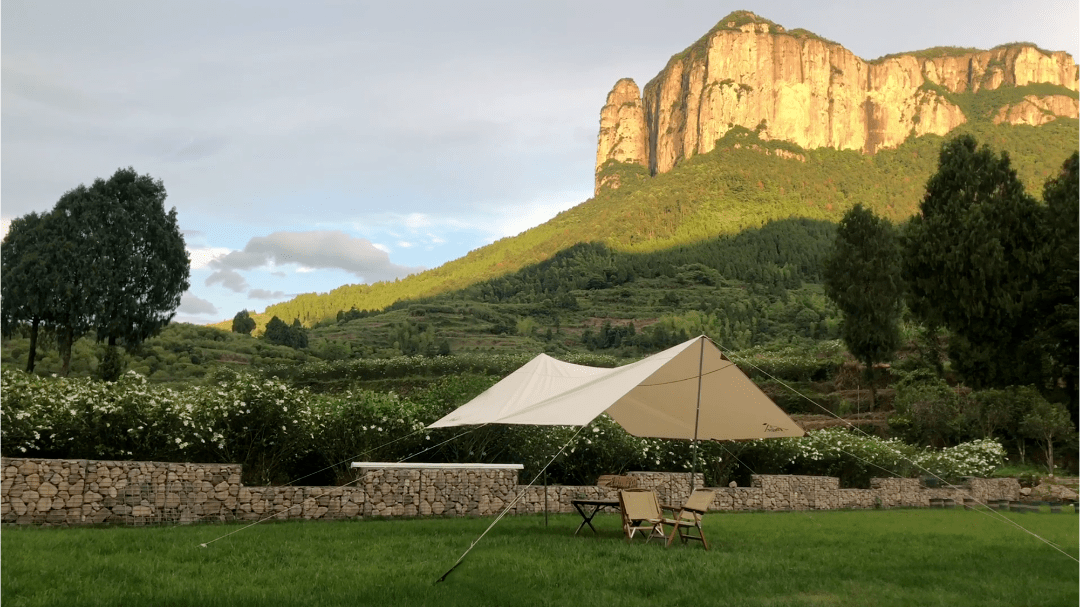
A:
3,1,1077,325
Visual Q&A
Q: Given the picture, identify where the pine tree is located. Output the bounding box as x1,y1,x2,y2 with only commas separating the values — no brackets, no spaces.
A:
823,204,902,408
1034,152,1079,424
903,135,1047,389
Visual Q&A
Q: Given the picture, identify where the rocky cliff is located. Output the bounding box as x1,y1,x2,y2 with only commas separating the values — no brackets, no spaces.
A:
595,11,1079,192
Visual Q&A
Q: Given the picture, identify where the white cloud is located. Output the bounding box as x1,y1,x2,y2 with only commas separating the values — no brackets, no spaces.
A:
404,213,432,230
371,243,391,254
205,268,249,293
248,288,287,300
178,292,219,315
187,246,232,270
397,241,414,248
210,230,421,282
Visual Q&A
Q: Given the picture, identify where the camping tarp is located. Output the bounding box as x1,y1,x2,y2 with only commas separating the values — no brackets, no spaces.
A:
428,336,804,441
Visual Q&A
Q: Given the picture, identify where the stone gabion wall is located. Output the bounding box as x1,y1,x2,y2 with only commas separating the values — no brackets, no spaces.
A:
1,457,1027,527
1,458,244,525
239,486,366,521
357,468,518,517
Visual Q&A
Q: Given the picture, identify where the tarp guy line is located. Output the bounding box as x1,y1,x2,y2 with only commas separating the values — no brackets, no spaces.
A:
435,424,588,583
713,337,1079,564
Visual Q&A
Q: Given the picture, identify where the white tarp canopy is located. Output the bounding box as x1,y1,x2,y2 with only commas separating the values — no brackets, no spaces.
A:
428,336,804,441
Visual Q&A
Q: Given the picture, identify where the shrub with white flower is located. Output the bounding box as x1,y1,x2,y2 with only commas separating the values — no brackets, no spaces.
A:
0,368,1006,488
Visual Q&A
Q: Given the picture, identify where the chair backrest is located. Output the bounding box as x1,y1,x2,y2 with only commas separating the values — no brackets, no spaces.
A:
619,489,662,520
681,489,716,516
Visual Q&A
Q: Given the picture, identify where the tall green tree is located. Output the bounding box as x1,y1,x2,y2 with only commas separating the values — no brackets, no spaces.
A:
263,316,307,349
1,212,54,372
52,168,190,380
1033,152,1079,423
823,204,902,408
42,188,98,376
232,310,256,335
263,316,291,346
903,135,1047,389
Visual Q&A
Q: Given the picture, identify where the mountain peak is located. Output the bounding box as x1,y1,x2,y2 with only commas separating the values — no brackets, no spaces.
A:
594,14,1079,190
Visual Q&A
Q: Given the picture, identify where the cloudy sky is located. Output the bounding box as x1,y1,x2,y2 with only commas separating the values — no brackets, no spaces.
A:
3,1,1077,324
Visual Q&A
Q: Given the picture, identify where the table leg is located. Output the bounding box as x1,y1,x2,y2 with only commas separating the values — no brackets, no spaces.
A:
573,503,601,536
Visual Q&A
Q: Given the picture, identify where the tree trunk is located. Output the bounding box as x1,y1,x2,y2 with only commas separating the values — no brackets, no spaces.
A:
25,317,40,373
1047,438,1055,477
865,362,877,410
59,326,73,377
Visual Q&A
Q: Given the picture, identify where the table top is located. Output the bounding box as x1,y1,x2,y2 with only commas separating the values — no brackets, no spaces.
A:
570,498,620,507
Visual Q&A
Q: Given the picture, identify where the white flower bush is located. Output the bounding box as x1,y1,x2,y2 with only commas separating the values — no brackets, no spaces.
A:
1,368,1005,487
743,428,1005,483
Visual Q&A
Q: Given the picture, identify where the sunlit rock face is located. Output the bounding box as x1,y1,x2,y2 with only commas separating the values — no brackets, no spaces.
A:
595,11,1079,191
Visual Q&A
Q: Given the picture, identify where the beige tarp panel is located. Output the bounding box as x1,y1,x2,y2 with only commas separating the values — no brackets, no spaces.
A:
428,336,804,441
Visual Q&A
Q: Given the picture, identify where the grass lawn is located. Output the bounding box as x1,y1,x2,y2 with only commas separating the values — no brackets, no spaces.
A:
2,508,1077,607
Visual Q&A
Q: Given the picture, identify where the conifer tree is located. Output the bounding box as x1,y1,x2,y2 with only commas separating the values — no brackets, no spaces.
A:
1034,152,1079,423
903,135,1047,389
823,204,902,408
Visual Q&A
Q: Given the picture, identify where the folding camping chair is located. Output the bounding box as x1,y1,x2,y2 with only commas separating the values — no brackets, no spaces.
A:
665,489,716,549
618,489,666,544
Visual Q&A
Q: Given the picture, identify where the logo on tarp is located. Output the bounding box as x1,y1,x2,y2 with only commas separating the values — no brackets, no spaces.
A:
762,423,787,433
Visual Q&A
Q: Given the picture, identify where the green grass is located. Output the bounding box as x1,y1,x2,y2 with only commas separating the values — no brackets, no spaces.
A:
3,509,1077,606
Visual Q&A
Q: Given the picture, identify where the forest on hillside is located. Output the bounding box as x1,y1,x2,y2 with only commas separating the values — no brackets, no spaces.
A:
224,115,1077,330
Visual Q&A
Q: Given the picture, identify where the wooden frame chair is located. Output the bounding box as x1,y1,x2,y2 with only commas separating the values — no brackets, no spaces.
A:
618,489,666,544
665,489,716,549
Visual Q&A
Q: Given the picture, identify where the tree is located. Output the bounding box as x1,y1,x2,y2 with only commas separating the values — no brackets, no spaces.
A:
891,369,964,448
47,168,190,379
1020,397,1075,476
232,310,256,335
289,319,309,349
41,190,98,377
1,212,55,372
903,136,1046,389
263,316,291,347
964,387,1024,440
823,204,902,408
263,316,307,349
1033,152,1079,425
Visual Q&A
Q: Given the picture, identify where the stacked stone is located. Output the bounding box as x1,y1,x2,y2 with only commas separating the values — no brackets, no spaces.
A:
512,485,620,514
752,475,840,510
837,489,877,509
2,457,1029,526
711,486,763,511
357,467,518,518
1,458,242,525
3,458,88,524
870,478,924,508
968,478,1021,504
239,486,366,521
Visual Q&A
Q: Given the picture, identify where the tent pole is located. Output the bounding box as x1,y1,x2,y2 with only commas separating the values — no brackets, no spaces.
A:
692,336,705,494
544,469,548,527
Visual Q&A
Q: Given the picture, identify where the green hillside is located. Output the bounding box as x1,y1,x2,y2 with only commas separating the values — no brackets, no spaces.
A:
224,115,1076,331
5,218,844,394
